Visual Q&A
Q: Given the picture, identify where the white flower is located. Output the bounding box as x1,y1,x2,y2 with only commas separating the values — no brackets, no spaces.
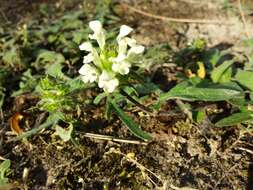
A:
79,64,99,83
117,37,129,56
88,20,106,50
79,42,102,68
117,26,133,56
79,42,93,51
98,71,119,93
111,54,131,75
82,53,93,64
127,45,145,58
117,25,133,41
111,26,145,75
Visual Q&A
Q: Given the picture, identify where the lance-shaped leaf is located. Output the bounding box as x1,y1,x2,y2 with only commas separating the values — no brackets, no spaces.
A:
109,98,151,141
159,81,243,103
215,111,253,127
235,70,253,91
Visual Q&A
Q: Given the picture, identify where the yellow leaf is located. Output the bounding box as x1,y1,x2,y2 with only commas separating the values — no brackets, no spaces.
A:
197,62,206,79
185,69,196,78
9,113,24,135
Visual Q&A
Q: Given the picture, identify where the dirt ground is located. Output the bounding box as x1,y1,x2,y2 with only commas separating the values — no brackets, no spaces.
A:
1,0,253,190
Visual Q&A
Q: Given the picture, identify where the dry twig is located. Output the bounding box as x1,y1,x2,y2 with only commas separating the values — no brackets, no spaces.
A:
236,147,253,155
82,132,148,145
122,3,233,25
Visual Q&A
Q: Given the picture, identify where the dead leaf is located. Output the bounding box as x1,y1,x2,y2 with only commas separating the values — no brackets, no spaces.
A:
9,112,24,135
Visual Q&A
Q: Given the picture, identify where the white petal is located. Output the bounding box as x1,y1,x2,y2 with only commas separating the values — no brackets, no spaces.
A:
98,71,119,93
105,79,119,93
98,71,110,88
88,20,105,50
112,53,126,62
81,75,90,83
118,38,128,55
79,64,89,75
79,42,93,51
127,45,145,56
117,37,138,56
89,20,102,33
91,48,102,67
88,34,95,40
126,37,137,47
79,64,99,83
83,53,93,64
79,42,102,67
117,25,133,40
112,61,131,75
82,73,98,83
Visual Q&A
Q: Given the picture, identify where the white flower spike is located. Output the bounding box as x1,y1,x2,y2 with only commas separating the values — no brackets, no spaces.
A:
78,20,144,93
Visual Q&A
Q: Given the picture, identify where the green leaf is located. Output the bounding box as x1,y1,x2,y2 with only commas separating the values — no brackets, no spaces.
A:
159,81,242,103
61,10,83,20
105,98,113,120
66,77,91,92
209,49,221,67
134,82,161,96
94,92,108,105
73,29,88,44
0,178,9,187
228,97,247,108
11,69,39,97
219,66,232,83
109,98,151,141
211,60,233,83
0,69,10,86
122,86,138,97
215,112,253,127
2,48,21,67
62,20,83,30
235,69,253,91
38,50,65,64
33,50,65,70
55,123,73,142
193,109,206,123
0,160,10,180
188,76,202,85
0,89,5,109
142,43,172,69
192,39,206,50
45,62,69,80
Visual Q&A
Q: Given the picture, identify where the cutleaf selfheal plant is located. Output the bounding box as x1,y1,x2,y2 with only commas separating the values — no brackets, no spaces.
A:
78,20,145,93
78,20,151,140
